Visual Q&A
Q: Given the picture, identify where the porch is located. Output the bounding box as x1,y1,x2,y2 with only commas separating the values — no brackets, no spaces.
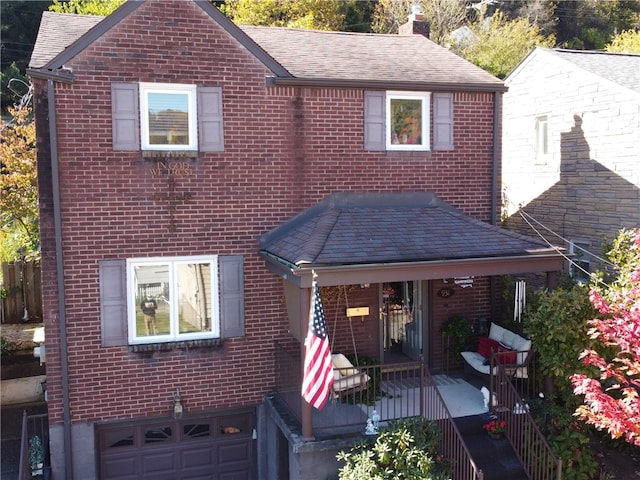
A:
268,343,561,480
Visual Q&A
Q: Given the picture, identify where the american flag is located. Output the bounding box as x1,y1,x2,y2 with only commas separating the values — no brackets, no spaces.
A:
301,281,334,410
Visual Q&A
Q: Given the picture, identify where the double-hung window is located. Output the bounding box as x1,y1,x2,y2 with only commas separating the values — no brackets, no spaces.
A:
387,92,430,151
127,256,219,344
139,83,197,151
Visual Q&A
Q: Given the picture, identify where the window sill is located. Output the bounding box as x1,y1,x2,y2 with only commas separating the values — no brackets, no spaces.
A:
129,338,223,353
142,150,198,160
385,151,432,160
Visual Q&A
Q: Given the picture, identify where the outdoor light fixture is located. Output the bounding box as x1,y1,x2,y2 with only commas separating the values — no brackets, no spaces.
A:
172,388,184,419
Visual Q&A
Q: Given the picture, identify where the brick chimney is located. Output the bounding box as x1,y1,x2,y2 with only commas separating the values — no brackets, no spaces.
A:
399,4,430,37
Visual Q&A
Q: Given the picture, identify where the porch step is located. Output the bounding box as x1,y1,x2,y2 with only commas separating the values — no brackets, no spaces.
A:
454,414,528,480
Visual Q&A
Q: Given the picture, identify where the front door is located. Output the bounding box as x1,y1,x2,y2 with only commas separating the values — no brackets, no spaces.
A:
382,281,426,361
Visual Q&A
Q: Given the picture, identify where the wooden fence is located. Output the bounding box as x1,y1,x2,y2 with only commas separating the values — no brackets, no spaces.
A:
1,261,42,323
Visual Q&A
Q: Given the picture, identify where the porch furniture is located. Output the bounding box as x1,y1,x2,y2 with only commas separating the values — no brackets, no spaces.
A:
331,353,370,398
460,323,532,379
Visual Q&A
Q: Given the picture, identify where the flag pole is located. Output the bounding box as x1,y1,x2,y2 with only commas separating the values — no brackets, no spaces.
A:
301,281,314,440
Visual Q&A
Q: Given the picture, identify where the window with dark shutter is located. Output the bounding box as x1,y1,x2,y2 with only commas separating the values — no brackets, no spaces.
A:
433,93,454,151
99,259,128,347
364,91,385,151
219,255,245,338
111,83,140,151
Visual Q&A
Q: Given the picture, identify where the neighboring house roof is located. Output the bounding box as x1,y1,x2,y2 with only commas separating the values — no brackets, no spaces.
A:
29,2,504,91
260,192,559,268
508,47,640,94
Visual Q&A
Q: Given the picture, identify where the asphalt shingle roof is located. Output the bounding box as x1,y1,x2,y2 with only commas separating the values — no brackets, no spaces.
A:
240,26,503,87
29,9,503,90
260,193,557,267
546,48,640,94
29,12,102,69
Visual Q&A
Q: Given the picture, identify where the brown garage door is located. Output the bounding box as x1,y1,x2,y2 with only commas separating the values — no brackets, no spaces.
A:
97,408,255,480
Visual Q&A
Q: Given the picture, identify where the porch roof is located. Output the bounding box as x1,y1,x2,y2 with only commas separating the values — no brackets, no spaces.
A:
259,192,565,287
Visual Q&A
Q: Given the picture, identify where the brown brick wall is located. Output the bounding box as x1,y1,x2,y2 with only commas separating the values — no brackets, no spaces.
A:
36,1,498,425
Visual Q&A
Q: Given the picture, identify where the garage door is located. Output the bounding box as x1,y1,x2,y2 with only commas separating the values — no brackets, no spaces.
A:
97,408,255,480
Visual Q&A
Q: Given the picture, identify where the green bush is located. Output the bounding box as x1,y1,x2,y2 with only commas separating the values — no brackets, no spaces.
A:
1,336,16,356
337,417,449,480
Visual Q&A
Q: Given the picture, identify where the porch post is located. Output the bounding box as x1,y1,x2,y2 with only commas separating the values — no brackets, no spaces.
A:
546,270,558,290
299,286,314,440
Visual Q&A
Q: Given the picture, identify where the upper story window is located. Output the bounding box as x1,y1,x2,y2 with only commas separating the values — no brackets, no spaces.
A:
535,116,549,164
364,91,452,152
387,92,430,151
111,83,224,153
127,256,219,345
140,83,197,151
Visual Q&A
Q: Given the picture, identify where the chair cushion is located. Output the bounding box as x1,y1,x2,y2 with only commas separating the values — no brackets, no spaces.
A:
477,337,499,358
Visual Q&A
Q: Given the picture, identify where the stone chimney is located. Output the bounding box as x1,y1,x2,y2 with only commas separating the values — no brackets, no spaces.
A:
399,4,430,37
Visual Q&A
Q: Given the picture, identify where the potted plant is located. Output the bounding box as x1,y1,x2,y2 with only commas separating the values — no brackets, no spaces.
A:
482,419,506,439
440,315,472,354
29,435,44,476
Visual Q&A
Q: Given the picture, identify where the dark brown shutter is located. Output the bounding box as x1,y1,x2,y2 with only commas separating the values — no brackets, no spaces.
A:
364,91,385,151
198,86,224,152
111,83,140,151
219,255,244,338
99,259,128,347
433,92,454,151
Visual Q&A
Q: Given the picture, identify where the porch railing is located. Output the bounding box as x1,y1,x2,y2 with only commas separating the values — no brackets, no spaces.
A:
18,410,49,480
273,341,483,479
490,354,562,480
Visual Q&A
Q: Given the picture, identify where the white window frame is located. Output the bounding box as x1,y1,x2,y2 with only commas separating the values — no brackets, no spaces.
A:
127,255,219,344
139,83,198,151
535,116,549,164
386,91,431,151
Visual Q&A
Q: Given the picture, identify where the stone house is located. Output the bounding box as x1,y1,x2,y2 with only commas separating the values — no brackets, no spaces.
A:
28,2,564,479
502,47,640,281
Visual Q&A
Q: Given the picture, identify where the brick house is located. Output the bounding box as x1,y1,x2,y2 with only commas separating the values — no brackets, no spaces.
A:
503,48,640,281
28,2,564,479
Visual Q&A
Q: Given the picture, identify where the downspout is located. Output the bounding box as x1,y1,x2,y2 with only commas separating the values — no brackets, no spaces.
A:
490,91,502,321
47,79,74,479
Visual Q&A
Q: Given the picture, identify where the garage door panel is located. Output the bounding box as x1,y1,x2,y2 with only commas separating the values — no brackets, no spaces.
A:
142,450,178,473
181,445,215,468
103,456,138,478
219,469,252,480
218,441,250,464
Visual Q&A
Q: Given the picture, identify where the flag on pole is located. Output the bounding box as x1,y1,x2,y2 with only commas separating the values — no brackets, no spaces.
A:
301,280,333,410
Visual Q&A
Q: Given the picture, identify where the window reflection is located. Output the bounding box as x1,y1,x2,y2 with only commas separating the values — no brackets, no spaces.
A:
390,98,422,145
147,92,189,145
177,263,212,334
134,264,170,337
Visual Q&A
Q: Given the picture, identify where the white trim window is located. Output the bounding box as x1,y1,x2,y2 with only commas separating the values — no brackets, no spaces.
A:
386,92,430,151
127,256,219,344
139,83,198,151
535,115,549,164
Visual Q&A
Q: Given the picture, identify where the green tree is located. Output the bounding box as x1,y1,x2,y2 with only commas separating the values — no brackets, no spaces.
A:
49,0,124,15
371,0,467,45
606,29,640,53
451,10,555,79
0,1,50,113
221,0,344,30
0,104,39,261
524,282,600,405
